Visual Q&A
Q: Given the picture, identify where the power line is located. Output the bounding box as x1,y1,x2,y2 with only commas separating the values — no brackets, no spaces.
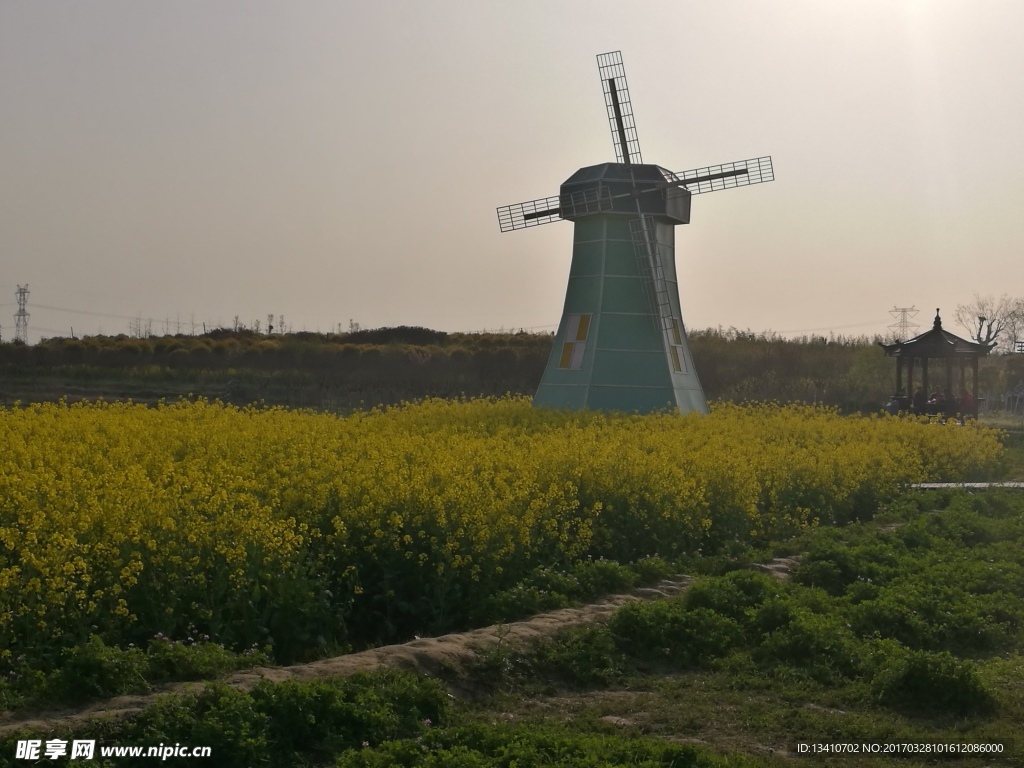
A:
30,303,148,322
774,319,884,334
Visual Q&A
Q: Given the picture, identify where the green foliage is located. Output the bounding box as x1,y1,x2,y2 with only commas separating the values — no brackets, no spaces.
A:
8,325,1022,415
48,635,149,701
335,722,760,768
250,673,447,757
116,670,446,768
6,490,1024,763
792,535,903,596
688,328,893,413
485,490,1023,724
343,326,449,345
682,571,779,622
848,580,1021,655
532,627,628,688
872,648,995,716
754,609,861,682
2,634,270,709
144,635,271,683
475,626,629,691
472,559,659,625
610,602,742,669
130,684,270,765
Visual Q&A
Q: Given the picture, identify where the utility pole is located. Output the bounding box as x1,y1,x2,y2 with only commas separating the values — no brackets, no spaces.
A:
888,306,919,342
14,285,29,343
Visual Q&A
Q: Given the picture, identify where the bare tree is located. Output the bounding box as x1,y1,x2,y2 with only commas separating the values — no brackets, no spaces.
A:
954,294,1024,352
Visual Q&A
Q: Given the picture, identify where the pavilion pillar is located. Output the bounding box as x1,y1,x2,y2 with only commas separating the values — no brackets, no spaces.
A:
907,357,914,397
922,358,929,395
896,355,904,393
945,359,954,409
972,357,980,415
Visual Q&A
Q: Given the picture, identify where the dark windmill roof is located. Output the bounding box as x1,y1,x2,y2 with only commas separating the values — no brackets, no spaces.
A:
879,309,996,358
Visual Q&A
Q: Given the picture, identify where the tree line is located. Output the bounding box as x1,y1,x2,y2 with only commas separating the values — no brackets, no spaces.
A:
2,325,1023,413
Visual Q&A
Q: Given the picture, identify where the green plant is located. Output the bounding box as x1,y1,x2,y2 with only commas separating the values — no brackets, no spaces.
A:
49,635,149,702
531,627,629,688
754,609,861,683
130,683,269,766
145,636,270,682
683,571,778,621
610,601,742,669
872,649,995,716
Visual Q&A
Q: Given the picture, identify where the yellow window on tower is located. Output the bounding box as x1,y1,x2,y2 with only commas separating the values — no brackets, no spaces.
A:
576,314,591,341
671,319,682,346
670,346,683,373
559,343,575,368
559,314,591,370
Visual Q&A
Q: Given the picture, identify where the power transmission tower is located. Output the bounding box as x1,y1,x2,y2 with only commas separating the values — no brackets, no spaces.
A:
14,285,29,343
888,305,919,342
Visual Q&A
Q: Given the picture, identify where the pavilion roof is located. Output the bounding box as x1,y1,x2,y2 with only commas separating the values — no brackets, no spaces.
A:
878,309,996,358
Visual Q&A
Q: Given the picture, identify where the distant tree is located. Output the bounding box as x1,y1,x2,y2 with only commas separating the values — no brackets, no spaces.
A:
954,294,1024,352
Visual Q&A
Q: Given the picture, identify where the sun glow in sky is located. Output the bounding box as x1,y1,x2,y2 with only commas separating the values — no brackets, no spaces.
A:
1,1,1022,343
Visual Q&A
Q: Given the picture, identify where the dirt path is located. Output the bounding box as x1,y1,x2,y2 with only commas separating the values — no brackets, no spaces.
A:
1,559,799,736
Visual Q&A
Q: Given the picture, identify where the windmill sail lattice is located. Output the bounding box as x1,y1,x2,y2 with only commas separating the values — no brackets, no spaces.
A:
597,51,642,165
496,156,772,233
496,51,774,414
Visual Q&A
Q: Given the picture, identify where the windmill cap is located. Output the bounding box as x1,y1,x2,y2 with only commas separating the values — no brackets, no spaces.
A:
559,163,691,224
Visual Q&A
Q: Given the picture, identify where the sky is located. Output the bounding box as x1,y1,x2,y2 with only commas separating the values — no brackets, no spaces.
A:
1,1,1022,344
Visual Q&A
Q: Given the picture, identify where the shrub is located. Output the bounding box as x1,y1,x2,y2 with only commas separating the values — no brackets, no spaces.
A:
49,635,149,702
337,722,746,768
126,671,446,768
529,627,628,688
131,683,269,766
755,610,861,682
683,571,779,622
610,602,742,668
872,649,995,716
145,636,269,683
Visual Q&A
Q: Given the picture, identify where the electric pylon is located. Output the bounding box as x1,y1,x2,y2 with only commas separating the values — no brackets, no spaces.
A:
888,305,919,342
14,285,29,343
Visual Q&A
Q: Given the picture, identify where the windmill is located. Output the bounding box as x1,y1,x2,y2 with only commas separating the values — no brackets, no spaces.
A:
497,51,774,414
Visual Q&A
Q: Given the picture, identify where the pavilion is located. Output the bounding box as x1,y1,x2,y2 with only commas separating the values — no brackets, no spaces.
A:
878,309,995,417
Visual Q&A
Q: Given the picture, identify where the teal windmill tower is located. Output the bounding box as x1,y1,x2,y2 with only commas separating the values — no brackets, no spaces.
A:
497,51,774,414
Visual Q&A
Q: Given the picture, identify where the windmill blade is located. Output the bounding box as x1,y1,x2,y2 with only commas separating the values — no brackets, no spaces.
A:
497,195,563,232
497,185,613,232
597,51,642,165
668,156,773,195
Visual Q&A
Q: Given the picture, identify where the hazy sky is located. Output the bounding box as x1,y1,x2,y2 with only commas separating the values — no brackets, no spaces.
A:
2,1,1022,343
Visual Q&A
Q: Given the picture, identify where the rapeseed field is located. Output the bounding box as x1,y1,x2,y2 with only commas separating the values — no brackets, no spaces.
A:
0,397,1002,676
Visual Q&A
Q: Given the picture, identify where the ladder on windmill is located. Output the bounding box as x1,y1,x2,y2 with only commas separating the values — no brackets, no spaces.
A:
630,215,675,335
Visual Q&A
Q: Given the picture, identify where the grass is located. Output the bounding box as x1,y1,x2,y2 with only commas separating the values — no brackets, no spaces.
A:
460,489,1024,766
997,429,1024,480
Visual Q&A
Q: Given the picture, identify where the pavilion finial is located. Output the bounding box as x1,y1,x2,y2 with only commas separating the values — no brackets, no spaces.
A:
934,308,942,329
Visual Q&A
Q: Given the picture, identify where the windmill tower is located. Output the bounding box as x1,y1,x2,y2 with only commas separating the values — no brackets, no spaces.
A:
497,52,773,414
